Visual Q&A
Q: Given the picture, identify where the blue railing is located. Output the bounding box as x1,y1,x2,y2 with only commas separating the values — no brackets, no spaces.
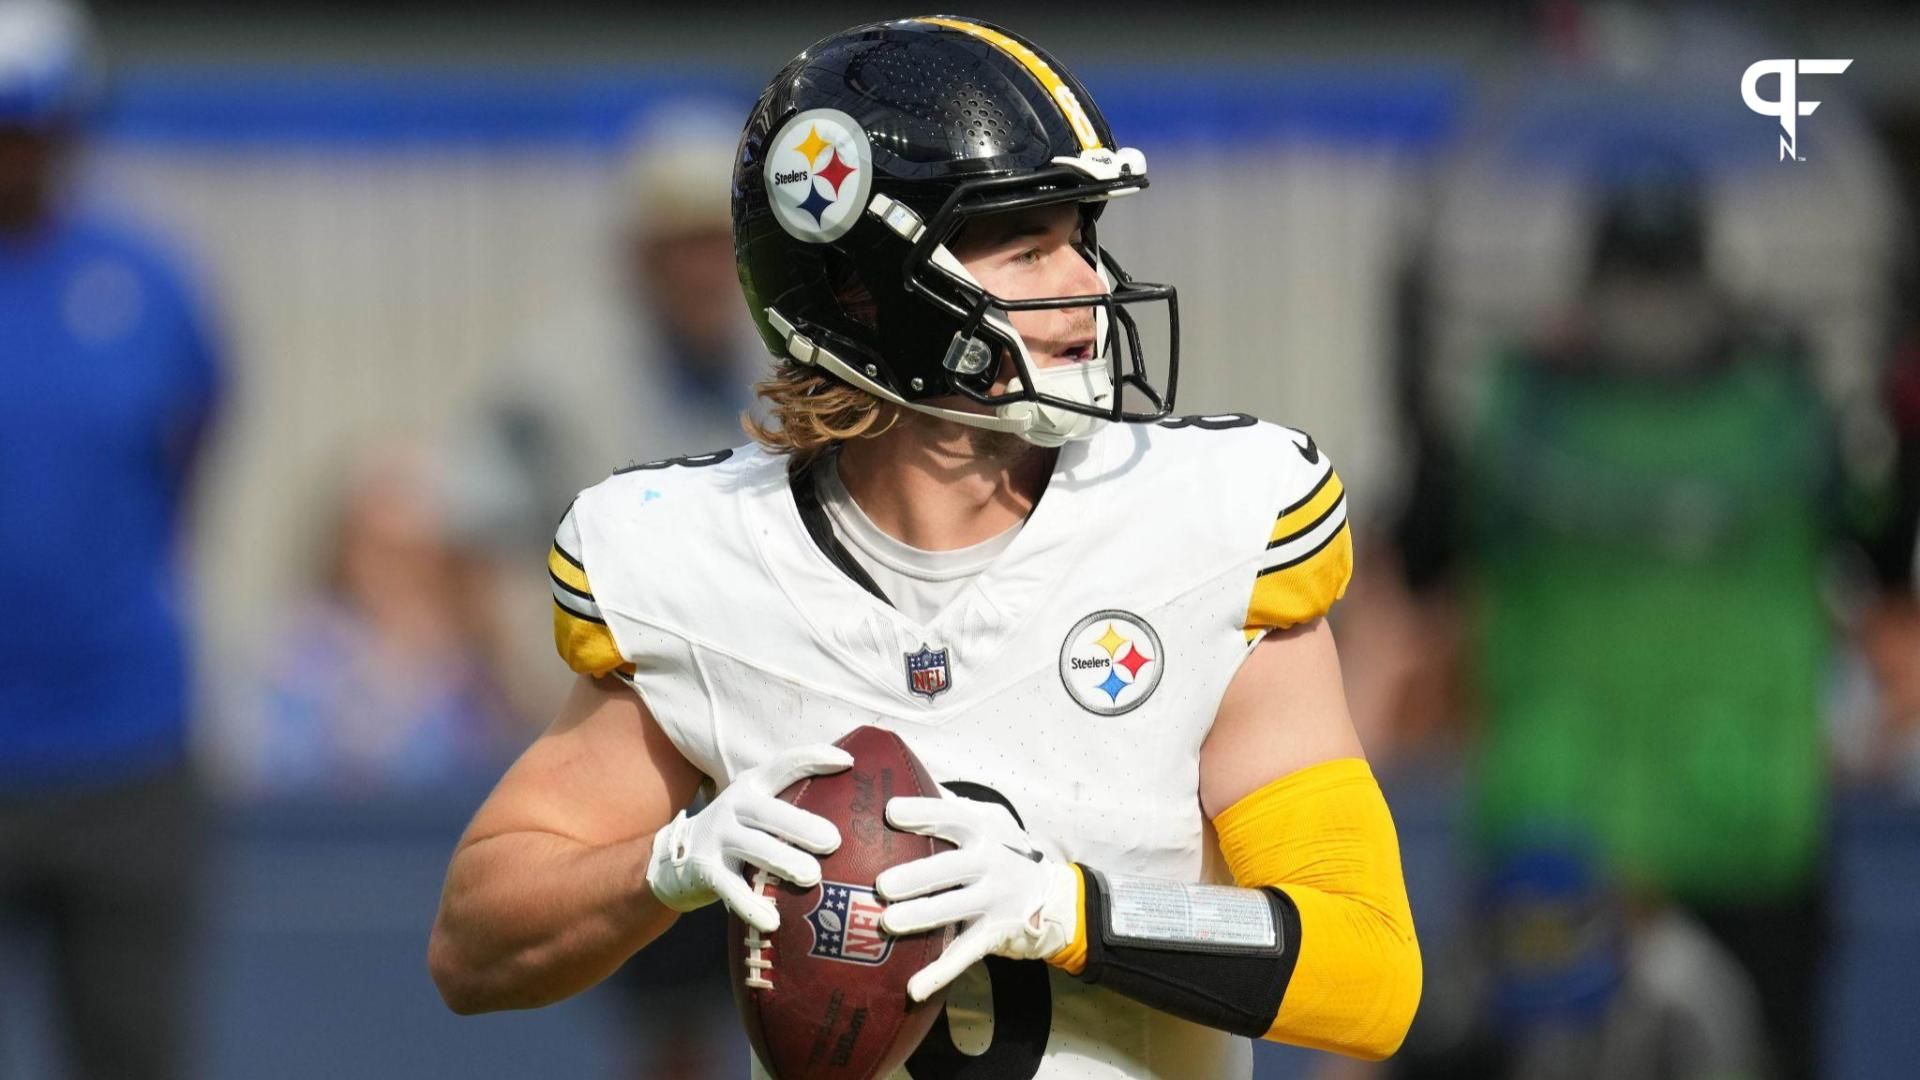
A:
92,64,1465,150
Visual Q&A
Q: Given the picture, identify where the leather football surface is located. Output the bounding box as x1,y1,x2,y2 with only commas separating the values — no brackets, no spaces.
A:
729,725,951,1079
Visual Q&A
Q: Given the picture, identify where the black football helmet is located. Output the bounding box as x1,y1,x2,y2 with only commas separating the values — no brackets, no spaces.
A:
733,15,1178,447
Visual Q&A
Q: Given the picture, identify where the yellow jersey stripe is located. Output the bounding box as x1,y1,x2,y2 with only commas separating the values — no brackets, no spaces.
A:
554,602,624,676
1245,520,1352,635
1270,470,1344,546
916,17,1103,150
548,544,591,595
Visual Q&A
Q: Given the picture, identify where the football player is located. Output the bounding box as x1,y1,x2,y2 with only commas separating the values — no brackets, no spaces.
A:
430,16,1420,1077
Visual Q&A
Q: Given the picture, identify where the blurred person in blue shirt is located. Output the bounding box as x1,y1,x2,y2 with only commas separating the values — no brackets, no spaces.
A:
1394,844,1765,1080
0,2,224,1078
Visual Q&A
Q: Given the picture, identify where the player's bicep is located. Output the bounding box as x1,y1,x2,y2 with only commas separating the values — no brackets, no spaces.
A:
1200,619,1364,819
460,675,703,851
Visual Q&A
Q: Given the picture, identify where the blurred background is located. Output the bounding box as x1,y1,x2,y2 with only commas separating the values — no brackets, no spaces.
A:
2,0,1918,1077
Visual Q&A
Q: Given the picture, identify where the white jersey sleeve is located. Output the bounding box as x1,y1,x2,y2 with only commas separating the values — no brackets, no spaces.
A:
549,502,624,677
549,454,758,782
549,491,723,777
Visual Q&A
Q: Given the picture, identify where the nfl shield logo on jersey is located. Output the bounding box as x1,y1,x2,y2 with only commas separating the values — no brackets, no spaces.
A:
904,643,951,700
806,881,894,965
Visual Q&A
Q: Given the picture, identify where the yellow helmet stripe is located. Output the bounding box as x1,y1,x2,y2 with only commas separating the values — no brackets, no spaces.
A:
916,16,1103,150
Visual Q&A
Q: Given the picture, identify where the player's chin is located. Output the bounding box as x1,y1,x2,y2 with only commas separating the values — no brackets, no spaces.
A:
902,393,1047,464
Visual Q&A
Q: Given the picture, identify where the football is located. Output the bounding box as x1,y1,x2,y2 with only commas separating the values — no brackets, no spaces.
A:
728,725,952,1079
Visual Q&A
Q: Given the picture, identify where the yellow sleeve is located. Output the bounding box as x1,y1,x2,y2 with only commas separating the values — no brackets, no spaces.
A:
550,511,627,678
1244,449,1353,638
1212,758,1421,1059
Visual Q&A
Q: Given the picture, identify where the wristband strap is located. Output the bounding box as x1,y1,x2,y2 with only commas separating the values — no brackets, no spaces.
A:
1075,865,1302,1039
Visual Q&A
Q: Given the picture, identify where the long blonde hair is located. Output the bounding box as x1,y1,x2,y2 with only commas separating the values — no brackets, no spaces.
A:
743,361,902,464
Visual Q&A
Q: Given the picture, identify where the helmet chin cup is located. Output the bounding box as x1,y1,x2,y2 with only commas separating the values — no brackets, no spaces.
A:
1000,362,1113,447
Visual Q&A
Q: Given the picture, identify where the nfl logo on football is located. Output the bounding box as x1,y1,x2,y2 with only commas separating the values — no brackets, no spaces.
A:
807,882,894,965
904,643,951,700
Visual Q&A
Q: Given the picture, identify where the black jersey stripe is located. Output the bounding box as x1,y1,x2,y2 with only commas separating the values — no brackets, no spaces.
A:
552,598,607,626
551,541,585,572
1274,466,1334,522
1267,492,1347,551
549,568,595,602
1257,519,1349,578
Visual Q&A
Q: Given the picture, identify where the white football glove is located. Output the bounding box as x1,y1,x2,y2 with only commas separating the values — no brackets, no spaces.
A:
644,743,853,933
875,794,1081,1003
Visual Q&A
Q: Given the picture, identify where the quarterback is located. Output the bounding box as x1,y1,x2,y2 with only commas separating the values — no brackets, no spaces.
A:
430,16,1420,1077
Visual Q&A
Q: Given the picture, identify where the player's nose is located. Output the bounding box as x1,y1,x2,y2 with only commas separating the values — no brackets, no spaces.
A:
1058,245,1105,298
1048,248,1105,341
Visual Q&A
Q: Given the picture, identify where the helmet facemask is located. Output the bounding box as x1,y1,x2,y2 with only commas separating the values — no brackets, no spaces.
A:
897,164,1179,446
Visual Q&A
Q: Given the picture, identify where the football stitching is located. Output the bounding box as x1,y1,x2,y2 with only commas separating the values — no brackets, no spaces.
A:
742,773,818,993
743,866,775,989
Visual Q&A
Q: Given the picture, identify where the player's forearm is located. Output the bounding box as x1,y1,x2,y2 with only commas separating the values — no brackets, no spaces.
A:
1047,758,1421,1060
1222,758,1421,1058
429,829,674,1014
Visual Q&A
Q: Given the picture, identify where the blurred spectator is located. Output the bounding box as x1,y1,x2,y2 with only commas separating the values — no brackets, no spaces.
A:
1396,844,1765,1080
449,101,768,725
234,444,517,795
0,3,223,1077
447,102,766,558
1855,262,1920,797
1393,150,1890,1079
443,103,759,1079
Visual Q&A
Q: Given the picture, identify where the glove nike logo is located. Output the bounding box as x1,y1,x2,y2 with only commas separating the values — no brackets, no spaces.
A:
1294,433,1320,464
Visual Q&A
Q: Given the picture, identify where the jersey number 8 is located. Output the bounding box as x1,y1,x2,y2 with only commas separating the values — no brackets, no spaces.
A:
905,782,1051,1080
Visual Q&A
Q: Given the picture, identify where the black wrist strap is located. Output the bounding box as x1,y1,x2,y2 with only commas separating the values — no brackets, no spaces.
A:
1074,864,1303,1039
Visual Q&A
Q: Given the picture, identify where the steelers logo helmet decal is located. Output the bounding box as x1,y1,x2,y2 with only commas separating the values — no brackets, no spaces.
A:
764,108,873,244
1059,610,1164,716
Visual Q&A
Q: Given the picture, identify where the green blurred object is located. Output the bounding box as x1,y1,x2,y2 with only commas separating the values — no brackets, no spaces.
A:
1465,346,1832,902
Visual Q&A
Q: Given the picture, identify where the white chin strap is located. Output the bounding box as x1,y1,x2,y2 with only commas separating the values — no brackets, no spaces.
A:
999,362,1113,448
764,305,1112,447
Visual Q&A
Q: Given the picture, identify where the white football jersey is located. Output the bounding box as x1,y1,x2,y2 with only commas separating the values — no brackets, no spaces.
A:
548,416,1353,1080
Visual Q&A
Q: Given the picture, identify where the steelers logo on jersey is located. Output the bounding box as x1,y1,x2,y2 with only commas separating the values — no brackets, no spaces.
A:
1058,610,1164,716
764,108,873,243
